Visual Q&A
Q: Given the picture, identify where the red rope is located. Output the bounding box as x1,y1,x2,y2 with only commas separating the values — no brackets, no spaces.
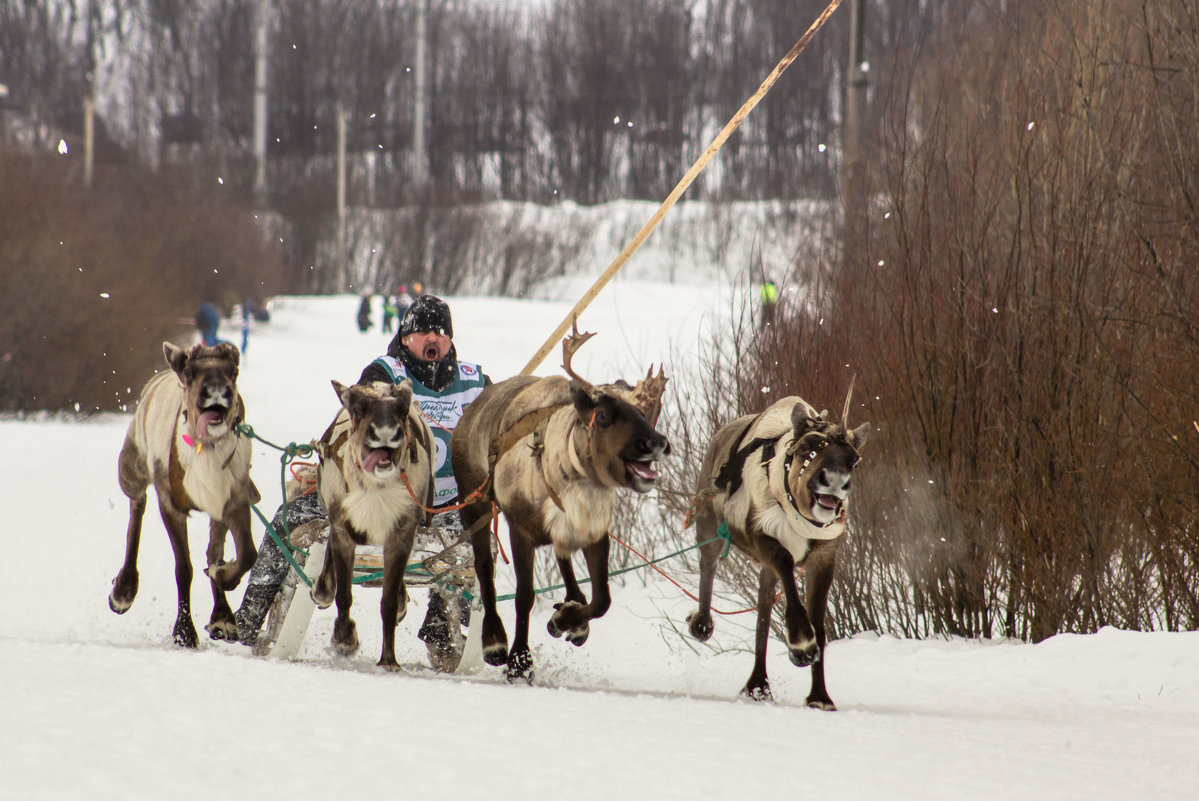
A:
288,460,319,497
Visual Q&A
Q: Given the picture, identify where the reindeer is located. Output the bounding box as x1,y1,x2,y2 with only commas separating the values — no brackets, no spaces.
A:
109,342,259,646
309,380,434,670
686,390,869,708
451,322,671,681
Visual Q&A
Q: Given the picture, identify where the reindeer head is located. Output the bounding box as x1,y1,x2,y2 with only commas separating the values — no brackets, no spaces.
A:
783,401,870,526
165,341,241,443
333,379,415,480
561,318,672,493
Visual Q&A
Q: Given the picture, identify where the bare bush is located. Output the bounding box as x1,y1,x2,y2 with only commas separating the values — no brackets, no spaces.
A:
378,201,594,298
0,147,284,413
661,1,1199,643
823,0,1199,640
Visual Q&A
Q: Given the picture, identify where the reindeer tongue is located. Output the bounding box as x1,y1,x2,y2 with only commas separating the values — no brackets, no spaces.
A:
816,494,839,510
361,449,392,474
196,411,221,440
627,461,659,481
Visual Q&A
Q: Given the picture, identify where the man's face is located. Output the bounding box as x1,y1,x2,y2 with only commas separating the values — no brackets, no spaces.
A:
402,330,451,362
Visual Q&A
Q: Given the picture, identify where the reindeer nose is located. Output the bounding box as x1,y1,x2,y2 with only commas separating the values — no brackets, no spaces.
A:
367,422,401,448
818,467,850,493
638,433,670,458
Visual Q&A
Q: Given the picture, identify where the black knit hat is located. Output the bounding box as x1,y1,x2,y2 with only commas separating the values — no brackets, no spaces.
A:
398,295,453,339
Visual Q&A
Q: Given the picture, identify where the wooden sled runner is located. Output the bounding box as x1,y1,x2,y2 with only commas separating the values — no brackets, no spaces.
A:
251,518,484,674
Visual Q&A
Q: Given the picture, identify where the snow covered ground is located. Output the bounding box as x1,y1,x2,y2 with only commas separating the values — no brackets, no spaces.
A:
3,289,1198,801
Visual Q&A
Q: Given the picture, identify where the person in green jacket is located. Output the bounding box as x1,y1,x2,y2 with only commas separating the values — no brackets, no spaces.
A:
760,277,779,329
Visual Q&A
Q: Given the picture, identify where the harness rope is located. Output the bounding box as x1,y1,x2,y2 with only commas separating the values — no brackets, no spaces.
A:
234,422,814,616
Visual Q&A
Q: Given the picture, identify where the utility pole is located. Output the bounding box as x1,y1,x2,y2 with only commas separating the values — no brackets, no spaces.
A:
337,105,348,284
412,0,429,187
253,0,270,206
842,0,868,256
83,0,96,187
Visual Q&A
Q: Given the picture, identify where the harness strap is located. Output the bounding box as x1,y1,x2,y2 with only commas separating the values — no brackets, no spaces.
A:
487,404,565,476
529,412,568,512
714,433,779,495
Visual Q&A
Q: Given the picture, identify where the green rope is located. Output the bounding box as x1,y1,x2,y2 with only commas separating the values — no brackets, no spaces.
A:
716,520,732,557
238,422,456,589
249,501,314,588
236,422,736,605
459,533,730,604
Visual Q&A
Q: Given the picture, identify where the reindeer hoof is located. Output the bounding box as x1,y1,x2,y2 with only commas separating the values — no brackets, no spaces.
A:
311,584,335,609
108,572,138,613
741,681,774,702
505,650,533,684
806,695,837,711
686,611,713,641
547,601,584,638
788,643,820,667
331,618,359,656
483,643,509,667
172,619,199,648
564,625,590,647
206,562,243,592
108,592,131,615
205,618,238,641
377,656,403,673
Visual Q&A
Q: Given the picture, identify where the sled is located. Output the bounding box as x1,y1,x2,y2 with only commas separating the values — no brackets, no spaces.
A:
252,522,483,674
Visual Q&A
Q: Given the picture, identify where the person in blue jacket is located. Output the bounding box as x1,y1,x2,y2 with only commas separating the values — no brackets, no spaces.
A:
194,301,223,346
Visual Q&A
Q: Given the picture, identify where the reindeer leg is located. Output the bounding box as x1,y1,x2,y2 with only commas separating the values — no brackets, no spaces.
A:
311,531,338,609
686,501,722,641
110,439,148,613
157,493,198,648
548,536,611,647
206,500,256,592
556,556,587,605
465,504,509,667
760,538,818,666
378,525,414,671
204,519,238,640
327,525,359,656
505,529,536,683
110,494,146,614
803,541,840,711
742,567,778,701
547,554,585,640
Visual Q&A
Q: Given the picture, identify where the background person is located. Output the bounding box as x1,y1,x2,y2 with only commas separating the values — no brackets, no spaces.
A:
356,294,373,332
194,301,223,346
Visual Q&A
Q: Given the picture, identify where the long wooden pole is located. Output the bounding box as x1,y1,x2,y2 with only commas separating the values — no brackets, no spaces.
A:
520,0,845,375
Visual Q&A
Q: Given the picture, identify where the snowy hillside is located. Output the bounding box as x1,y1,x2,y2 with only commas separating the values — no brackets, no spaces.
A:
3,291,1198,801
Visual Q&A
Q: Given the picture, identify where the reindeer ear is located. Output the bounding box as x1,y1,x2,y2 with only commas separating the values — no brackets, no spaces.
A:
849,422,871,450
332,380,354,410
790,401,819,434
163,342,188,375
391,379,414,413
214,341,240,368
569,380,598,417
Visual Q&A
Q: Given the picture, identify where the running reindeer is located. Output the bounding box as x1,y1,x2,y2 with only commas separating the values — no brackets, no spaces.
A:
687,388,869,708
452,321,671,682
109,342,259,646
310,379,435,670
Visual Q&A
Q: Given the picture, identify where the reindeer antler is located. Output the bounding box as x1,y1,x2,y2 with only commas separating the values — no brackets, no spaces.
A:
632,365,669,421
561,317,597,391
842,373,857,428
